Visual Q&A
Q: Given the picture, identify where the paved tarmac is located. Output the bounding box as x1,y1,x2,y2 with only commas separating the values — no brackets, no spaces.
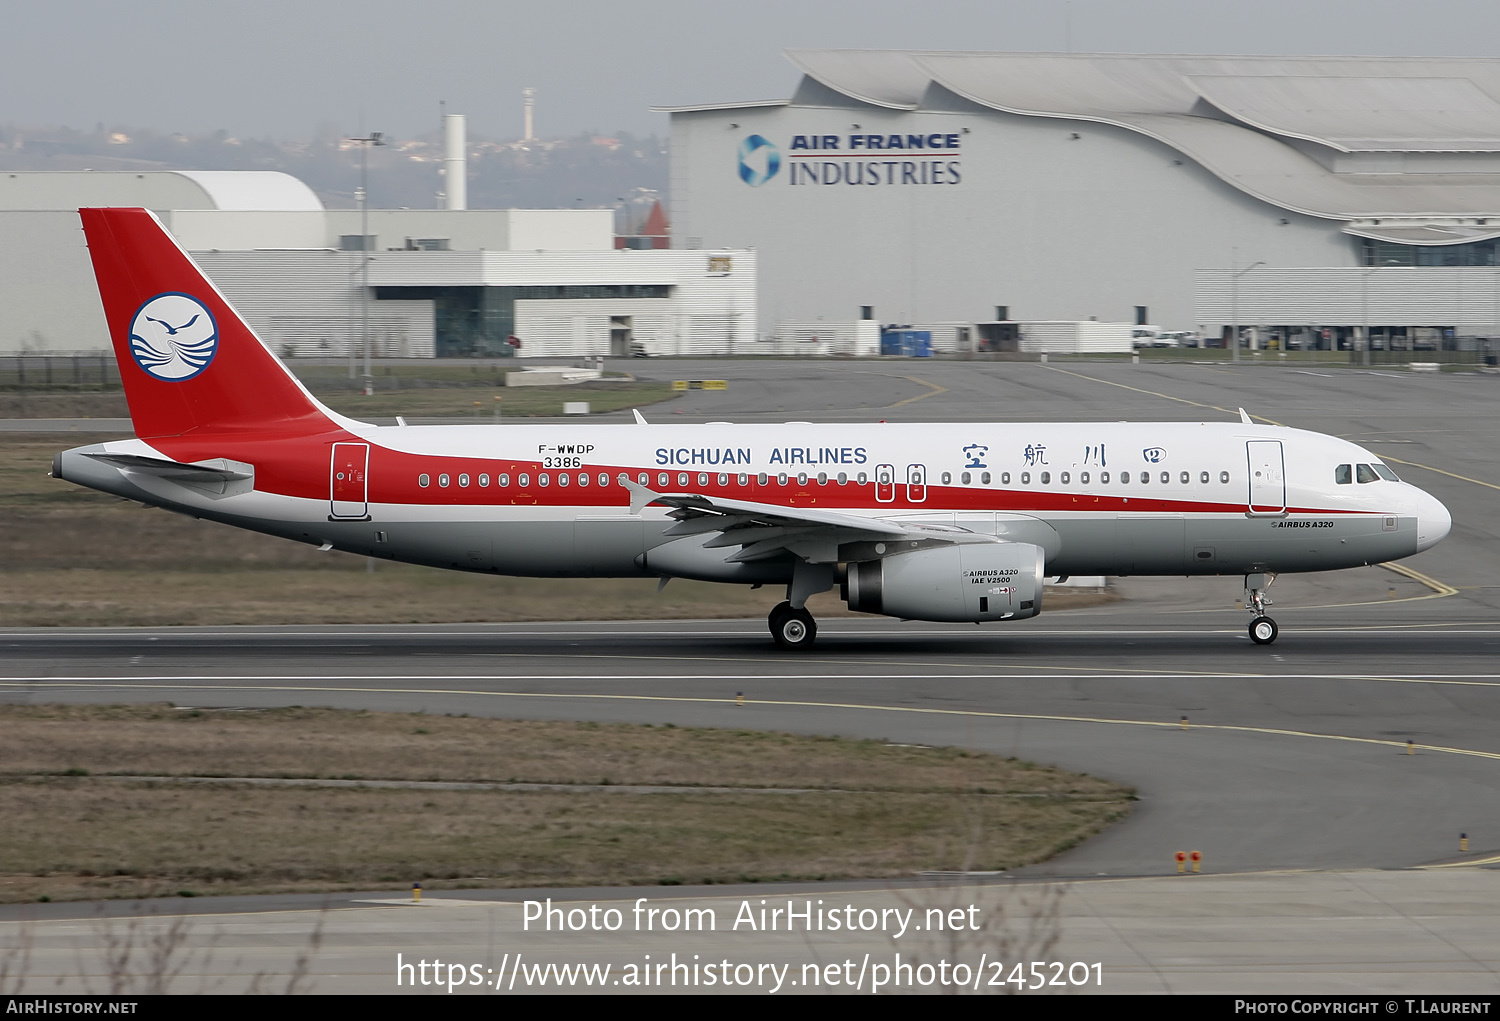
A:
5,357,1499,993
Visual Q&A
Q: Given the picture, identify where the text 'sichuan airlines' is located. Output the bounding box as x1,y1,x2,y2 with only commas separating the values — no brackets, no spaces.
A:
54,208,1452,648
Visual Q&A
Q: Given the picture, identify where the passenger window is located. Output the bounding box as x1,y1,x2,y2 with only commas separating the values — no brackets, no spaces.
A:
1059,471,1069,484
818,472,827,484
1021,472,1030,484
942,472,952,484
759,473,769,485
981,472,991,485
678,473,689,487
740,473,750,485
438,473,450,487
578,472,589,487
698,473,708,487
1140,473,1148,484
1180,471,1189,484
539,473,549,487
615,473,627,486
1100,471,1109,483
479,473,490,487
718,473,728,486
1080,471,1089,484
598,473,608,486
1001,472,1011,484
499,473,510,487
1199,471,1209,484
857,472,868,485
1335,464,1352,485
1357,464,1379,484
1373,463,1399,481
837,472,847,484
418,473,430,487
1120,471,1129,484
458,473,470,487
1220,471,1230,483
797,473,807,485
658,473,669,487
519,473,530,487
1040,472,1051,484
961,471,971,485
559,473,569,486
778,473,788,485
1160,471,1170,484
638,473,649,486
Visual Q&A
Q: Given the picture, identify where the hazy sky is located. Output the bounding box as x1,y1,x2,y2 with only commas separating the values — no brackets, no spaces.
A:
7,0,1500,140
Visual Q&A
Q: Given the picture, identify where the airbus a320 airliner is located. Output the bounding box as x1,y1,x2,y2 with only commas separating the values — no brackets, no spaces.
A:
53,208,1452,649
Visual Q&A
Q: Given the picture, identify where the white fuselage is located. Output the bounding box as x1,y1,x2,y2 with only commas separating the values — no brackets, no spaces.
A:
59,418,1450,585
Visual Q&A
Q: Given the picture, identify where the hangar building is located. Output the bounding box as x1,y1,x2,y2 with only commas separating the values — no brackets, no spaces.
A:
0,169,754,358
664,51,1500,354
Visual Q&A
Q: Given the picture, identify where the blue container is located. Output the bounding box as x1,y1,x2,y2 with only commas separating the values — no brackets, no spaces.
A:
881,330,933,356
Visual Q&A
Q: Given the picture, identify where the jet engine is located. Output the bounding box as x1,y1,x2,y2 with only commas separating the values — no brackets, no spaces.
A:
842,542,1045,623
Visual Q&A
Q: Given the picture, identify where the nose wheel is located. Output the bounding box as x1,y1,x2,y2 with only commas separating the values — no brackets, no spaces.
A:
1244,572,1279,645
1248,616,1279,645
769,601,817,651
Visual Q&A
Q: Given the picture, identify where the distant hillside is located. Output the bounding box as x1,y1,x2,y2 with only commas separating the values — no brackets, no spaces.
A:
0,124,667,226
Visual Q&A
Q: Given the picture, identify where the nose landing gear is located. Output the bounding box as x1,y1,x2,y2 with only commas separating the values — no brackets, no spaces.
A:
1245,572,1278,645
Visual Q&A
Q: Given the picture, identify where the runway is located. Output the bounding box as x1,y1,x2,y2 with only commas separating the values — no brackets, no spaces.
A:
6,358,1500,992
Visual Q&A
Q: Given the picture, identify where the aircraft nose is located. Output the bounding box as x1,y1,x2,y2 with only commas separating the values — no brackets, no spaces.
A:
1415,489,1451,552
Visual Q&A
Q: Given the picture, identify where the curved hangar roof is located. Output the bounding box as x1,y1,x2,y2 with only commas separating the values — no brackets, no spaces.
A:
775,50,1500,231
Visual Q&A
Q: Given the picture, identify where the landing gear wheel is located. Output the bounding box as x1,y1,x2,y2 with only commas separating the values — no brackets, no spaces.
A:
768,600,817,651
1248,616,1279,645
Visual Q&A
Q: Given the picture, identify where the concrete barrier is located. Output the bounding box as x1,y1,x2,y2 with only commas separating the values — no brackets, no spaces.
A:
505,368,603,387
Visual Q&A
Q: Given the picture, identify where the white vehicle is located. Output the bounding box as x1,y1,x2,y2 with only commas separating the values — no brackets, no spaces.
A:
54,209,1451,649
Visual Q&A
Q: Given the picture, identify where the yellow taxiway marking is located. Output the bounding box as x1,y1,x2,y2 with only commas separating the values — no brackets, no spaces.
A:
1379,561,1459,599
888,375,949,408
1374,453,1500,493
1419,852,1500,870
1038,365,1286,425
6,680,1500,765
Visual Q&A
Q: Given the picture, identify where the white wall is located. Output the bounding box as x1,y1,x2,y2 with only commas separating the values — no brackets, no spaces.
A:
672,101,1357,336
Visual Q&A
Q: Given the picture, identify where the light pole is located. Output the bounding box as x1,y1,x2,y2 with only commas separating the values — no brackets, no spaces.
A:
347,131,385,390
1229,250,1265,364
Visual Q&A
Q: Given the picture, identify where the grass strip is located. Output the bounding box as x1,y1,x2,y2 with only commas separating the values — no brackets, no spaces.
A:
0,706,1134,902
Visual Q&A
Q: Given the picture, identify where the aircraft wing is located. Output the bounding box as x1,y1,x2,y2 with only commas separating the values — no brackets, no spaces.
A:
625,479,999,564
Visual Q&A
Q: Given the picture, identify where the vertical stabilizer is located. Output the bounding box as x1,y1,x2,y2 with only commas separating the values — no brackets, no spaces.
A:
80,207,336,440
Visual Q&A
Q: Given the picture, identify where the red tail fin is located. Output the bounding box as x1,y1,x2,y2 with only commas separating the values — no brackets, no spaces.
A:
80,207,336,440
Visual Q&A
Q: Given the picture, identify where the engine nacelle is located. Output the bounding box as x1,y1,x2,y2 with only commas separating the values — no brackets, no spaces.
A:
843,542,1045,623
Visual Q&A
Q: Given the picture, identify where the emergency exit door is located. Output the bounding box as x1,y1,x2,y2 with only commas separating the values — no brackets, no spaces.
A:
1246,440,1286,516
330,442,370,519
875,463,895,503
906,464,927,503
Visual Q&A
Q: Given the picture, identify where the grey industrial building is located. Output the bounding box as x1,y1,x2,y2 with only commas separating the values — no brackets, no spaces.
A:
664,50,1500,353
0,164,755,358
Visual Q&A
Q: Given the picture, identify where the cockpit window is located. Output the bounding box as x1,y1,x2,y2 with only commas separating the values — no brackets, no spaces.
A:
1356,464,1380,484
1372,463,1399,482
1334,464,1352,485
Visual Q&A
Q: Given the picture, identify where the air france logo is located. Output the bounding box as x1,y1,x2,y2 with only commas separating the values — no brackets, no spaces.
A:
128,293,219,381
737,134,781,186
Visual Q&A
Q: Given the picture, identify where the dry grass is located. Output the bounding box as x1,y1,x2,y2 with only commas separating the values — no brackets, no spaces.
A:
0,706,1134,902
1,433,1115,626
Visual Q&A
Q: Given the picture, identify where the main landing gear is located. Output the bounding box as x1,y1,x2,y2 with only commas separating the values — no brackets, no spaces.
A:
1244,572,1279,645
769,601,817,651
